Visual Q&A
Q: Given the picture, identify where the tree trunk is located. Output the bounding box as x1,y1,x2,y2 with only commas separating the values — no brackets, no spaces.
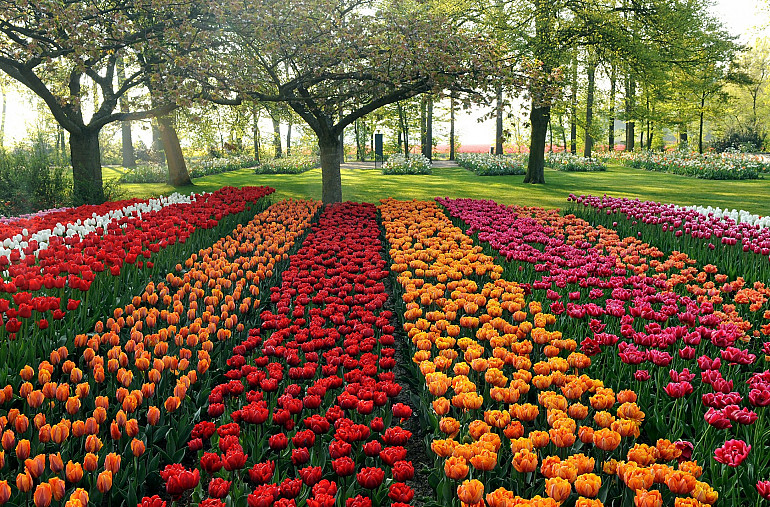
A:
271,116,282,158
609,65,616,151
151,122,165,164
398,102,409,157
252,106,260,164
524,103,549,184
0,83,6,148
647,120,653,150
625,76,635,151
426,95,433,161
495,84,504,155
698,96,705,154
58,128,66,161
116,56,136,167
584,61,596,158
420,95,427,157
157,113,191,187
286,122,292,157
70,130,104,205
570,59,577,155
679,129,688,148
548,117,554,152
449,92,456,161
354,119,362,161
560,115,567,152
319,135,342,203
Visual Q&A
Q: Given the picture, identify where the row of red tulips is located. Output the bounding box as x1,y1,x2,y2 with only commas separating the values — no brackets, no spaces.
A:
142,202,416,507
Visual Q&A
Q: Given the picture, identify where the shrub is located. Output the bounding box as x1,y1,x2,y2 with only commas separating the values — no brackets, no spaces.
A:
711,126,765,153
119,155,264,184
546,152,606,172
456,153,527,175
0,148,71,216
254,156,318,174
382,153,432,175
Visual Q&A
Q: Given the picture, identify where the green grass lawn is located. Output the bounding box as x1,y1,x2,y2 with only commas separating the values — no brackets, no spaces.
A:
114,162,770,215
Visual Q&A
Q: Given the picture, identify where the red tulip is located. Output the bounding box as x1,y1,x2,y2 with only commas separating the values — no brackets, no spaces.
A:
356,467,385,489
208,478,231,499
714,439,751,467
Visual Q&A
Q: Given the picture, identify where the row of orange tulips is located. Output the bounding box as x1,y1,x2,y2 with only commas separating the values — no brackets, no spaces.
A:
0,199,321,506
378,199,715,506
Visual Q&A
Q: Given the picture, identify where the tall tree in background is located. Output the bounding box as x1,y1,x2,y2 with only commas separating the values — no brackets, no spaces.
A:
199,0,495,203
0,0,200,203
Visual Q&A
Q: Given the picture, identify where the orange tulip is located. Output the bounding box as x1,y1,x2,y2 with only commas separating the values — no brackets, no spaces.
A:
105,452,121,473
665,471,696,495
48,477,66,501
65,396,81,415
25,454,46,479
85,434,102,453
575,473,601,498
33,483,53,507
15,439,31,460
576,498,604,507
66,461,83,483
470,449,497,471
83,453,98,472
633,489,662,507
110,421,122,440
512,449,538,473
16,469,33,492
0,431,13,451
545,477,572,503
51,423,69,444
125,419,139,438
147,406,161,425
457,479,484,505
530,430,551,449
96,470,113,493
38,425,52,443
439,417,460,437
69,488,89,506
0,482,9,504
131,438,146,457
0,450,4,469
444,456,469,480
593,428,621,451
486,487,514,507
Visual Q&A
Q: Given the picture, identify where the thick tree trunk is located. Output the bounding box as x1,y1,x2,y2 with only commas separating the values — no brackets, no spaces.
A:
157,113,191,187
524,103,549,184
319,135,342,203
272,116,282,158
117,56,136,167
609,66,616,151
679,129,688,148
647,121,653,150
560,115,567,152
70,130,104,205
584,62,596,158
449,92,456,161
286,122,292,157
495,84,504,155
426,95,433,161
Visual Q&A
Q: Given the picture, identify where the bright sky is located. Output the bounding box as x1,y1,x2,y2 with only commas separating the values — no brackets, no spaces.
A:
1,0,769,148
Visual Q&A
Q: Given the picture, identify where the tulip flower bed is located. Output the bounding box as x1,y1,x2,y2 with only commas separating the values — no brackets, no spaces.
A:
0,186,275,372
437,197,770,504
567,194,770,283
158,202,417,507
0,198,320,507
378,198,719,507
